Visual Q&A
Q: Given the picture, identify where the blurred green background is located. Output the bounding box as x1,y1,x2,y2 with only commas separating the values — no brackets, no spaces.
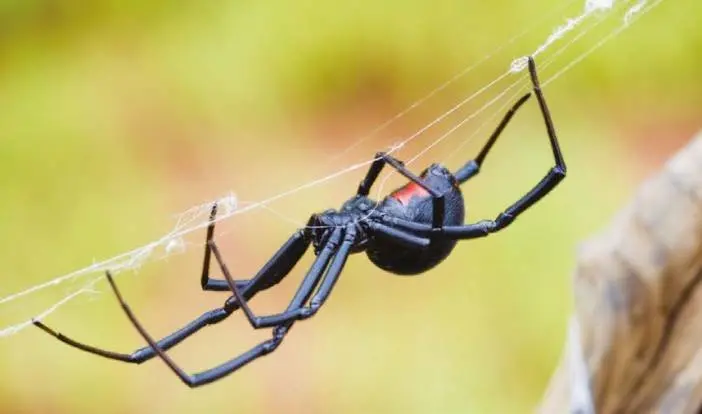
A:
1,0,701,413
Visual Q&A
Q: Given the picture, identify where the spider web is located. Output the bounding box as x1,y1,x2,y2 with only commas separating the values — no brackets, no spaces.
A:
0,0,663,338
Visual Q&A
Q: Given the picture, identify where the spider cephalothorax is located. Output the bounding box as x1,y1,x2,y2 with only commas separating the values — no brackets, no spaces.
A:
35,57,566,388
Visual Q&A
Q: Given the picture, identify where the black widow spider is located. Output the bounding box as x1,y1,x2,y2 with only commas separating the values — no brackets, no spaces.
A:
34,57,566,387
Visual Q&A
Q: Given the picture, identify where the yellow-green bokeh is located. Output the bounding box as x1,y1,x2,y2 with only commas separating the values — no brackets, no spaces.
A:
1,0,700,413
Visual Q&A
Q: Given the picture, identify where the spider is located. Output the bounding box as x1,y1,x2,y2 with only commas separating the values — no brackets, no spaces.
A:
34,57,566,387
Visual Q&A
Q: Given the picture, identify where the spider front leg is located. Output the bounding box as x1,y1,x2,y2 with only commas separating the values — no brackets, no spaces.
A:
453,92,532,183
484,56,566,232
384,57,566,239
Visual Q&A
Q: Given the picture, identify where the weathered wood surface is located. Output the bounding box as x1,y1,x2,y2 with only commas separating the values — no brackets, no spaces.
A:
540,132,702,414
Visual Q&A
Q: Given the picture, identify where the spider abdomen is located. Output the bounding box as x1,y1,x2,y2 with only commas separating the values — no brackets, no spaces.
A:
367,164,465,275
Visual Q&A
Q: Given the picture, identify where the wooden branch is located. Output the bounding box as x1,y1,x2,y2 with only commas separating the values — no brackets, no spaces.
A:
540,131,702,414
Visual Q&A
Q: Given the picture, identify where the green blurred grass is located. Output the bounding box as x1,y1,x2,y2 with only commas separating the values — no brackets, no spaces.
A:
0,0,700,412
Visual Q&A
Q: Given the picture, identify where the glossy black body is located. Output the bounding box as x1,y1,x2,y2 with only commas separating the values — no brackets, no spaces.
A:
309,163,464,275
35,57,567,388
367,164,464,275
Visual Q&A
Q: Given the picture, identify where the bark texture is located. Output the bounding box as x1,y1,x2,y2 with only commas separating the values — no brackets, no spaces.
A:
540,132,702,414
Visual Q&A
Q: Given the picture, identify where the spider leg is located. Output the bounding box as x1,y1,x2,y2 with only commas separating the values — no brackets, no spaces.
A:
214,225,356,329
200,203,236,291
299,225,356,317
380,57,566,239
102,270,289,387
34,221,313,363
201,204,311,297
356,152,388,196
475,56,566,233
33,306,232,364
453,92,532,183
211,227,348,329
107,227,350,386
366,220,430,248
357,152,446,229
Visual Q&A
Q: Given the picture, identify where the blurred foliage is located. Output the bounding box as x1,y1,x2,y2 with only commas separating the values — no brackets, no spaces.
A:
0,0,700,413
